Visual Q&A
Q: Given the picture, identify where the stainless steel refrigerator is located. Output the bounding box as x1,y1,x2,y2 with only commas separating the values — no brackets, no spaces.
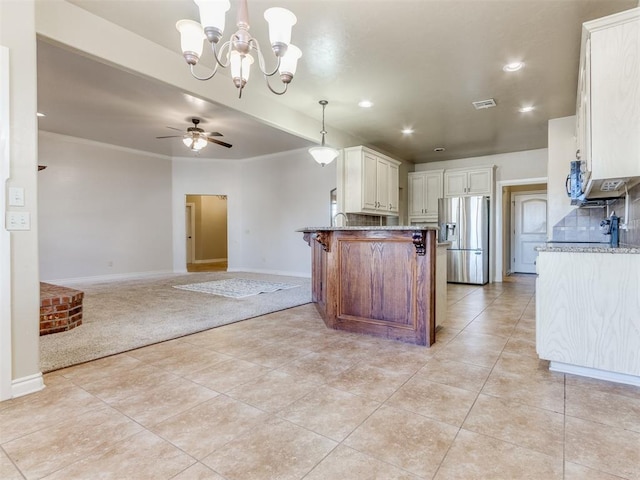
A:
438,196,490,285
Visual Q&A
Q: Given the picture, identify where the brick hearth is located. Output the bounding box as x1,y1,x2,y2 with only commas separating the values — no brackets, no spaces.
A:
39,282,84,335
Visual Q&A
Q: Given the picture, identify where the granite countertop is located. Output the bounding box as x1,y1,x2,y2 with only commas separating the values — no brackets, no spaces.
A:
297,226,440,232
536,243,640,254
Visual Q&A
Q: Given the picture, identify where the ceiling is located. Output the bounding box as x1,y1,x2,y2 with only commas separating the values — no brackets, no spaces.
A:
36,0,638,163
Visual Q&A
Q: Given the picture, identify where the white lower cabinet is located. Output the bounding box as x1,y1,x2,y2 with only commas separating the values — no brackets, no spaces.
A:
408,170,443,222
536,251,640,383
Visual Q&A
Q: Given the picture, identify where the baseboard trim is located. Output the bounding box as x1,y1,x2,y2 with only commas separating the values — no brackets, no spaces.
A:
549,361,640,387
12,372,45,398
43,270,175,286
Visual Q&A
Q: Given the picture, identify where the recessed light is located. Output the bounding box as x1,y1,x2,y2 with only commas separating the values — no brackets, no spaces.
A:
434,147,446,152
503,62,524,72
519,106,535,113
37,112,46,117
401,128,414,135
358,100,373,108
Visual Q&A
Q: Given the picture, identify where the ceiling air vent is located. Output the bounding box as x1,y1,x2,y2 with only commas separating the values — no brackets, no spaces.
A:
472,98,497,110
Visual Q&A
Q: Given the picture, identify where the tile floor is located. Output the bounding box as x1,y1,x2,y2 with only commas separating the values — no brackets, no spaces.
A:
1,276,639,479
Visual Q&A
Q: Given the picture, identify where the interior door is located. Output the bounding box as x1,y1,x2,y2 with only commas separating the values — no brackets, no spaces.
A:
512,193,547,274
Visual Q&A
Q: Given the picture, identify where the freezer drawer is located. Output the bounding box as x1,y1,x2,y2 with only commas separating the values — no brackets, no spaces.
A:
447,249,488,285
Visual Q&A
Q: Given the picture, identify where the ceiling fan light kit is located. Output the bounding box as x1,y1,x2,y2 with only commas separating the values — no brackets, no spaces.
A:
157,118,232,152
309,100,339,167
176,0,302,98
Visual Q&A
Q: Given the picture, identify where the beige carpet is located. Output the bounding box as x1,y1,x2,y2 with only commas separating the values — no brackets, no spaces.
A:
40,272,311,372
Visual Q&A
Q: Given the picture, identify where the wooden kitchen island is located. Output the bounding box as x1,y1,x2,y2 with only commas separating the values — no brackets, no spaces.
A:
298,226,439,346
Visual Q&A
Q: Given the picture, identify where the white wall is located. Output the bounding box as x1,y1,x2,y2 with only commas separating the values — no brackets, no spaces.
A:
415,148,548,181
235,149,336,277
548,116,577,237
172,157,241,273
38,133,173,281
173,149,332,277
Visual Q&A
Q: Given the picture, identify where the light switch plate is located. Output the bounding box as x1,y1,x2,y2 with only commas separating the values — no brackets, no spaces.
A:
6,212,30,230
8,187,25,206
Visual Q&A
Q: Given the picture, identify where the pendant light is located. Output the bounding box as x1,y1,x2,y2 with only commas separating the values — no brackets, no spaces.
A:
308,100,339,166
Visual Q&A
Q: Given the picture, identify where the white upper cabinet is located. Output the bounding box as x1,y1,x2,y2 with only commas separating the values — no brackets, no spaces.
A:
444,167,493,197
342,146,401,216
408,170,443,221
579,8,640,182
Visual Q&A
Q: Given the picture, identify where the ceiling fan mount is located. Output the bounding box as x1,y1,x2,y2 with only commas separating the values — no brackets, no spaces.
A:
156,118,232,150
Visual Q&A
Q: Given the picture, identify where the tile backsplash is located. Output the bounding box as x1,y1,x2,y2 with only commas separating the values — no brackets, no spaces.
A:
551,182,640,247
552,207,609,243
610,182,640,247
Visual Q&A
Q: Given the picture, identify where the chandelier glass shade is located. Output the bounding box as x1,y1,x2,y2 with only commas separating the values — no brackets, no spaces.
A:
176,0,302,98
309,100,339,166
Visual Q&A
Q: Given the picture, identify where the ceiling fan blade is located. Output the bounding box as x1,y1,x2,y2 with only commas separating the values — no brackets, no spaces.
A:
205,131,223,137
156,135,183,139
165,126,184,132
207,137,232,148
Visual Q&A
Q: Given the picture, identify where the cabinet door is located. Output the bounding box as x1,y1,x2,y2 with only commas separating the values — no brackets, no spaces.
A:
408,174,427,217
590,21,640,179
376,158,390,211
362,153,378,210
467,169,492,195
388,162,399,213
424,172,443,218
444,171,467,197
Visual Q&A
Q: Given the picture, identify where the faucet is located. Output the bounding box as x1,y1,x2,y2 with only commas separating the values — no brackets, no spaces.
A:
332,212,348,227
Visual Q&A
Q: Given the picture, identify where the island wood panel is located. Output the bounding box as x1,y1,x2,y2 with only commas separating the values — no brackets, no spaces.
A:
536,252,640,376
304,228,436,346
336,237,414,325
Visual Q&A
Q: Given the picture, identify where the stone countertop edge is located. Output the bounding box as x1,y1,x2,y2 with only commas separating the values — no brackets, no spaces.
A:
535,245,640,254
297,226,439,232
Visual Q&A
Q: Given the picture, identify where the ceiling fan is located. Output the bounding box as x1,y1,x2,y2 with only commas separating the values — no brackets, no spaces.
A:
156,118,232,150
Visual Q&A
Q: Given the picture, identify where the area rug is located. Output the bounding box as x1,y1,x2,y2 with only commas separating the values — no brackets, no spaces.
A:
40,272,311,372
173,278,299,298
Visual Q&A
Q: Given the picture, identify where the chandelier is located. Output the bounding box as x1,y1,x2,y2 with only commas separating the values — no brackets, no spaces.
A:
309,100,339,166
176,0,302,98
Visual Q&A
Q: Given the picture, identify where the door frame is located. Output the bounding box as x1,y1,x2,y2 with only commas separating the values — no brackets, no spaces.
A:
495,177,547,282
185,202,196,265
510,191,548,274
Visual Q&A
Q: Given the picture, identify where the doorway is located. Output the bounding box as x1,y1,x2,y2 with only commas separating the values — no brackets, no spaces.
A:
511,192,548,274
495,179,547,281
185,194,228,272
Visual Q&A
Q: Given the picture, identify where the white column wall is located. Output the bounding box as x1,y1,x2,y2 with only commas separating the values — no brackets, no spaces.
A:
548,116,578,238
0,0,42,398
